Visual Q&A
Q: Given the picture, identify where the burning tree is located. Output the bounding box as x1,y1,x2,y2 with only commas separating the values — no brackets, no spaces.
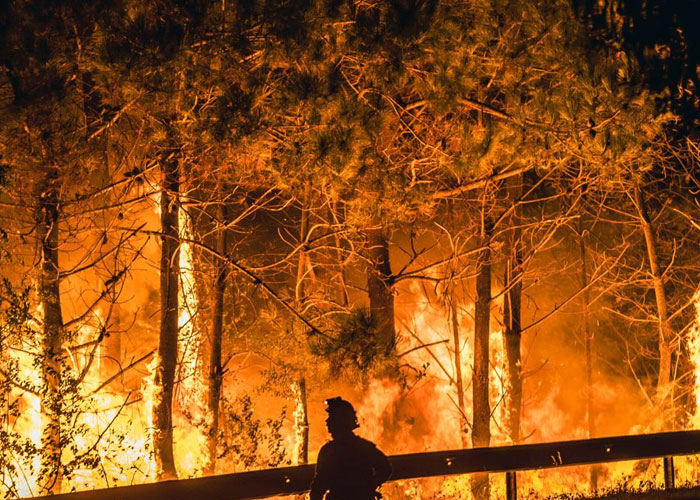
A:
0,0,699,499
0,0,156,493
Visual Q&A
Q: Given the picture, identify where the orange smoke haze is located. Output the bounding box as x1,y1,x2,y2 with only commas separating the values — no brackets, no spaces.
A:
2,196,699,500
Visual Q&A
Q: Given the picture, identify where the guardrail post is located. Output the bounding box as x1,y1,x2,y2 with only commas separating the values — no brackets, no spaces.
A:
663,456,675,489
505,471,517,500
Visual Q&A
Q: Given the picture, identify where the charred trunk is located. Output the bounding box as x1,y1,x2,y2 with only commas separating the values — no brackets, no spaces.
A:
366,226,395,355
578,216,598,490
36,176,63,494
153,152,180,480
634,183,673,427
296,184,313,305
292,376,309,465
329,200,349,307
292,188,310,465
472,222,492,499
203,207,228,475
503,178,522,445
449,297,469,448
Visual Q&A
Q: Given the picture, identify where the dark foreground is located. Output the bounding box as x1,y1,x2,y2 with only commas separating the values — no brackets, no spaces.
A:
575,486,700,499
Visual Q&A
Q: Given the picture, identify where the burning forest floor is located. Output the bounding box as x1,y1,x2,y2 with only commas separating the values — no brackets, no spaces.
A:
385,479,700,500
557,485,700,500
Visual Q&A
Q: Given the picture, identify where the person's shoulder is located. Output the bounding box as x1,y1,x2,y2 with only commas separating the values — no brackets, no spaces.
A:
318,440,335,453
353,435,381,450
317,440,339,458
354,435,390,460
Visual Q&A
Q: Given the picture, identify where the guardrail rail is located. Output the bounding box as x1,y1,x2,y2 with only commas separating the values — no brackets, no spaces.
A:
29,430,700,500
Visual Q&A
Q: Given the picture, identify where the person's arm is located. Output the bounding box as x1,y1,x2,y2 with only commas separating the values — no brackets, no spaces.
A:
309,447,329,500
370,445,392,488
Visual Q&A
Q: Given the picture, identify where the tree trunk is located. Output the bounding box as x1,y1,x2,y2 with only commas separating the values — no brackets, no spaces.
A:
203,203,228,476
503,178,522,446
291,376,309,465
292,188,310,465
633,183,673,427
102,309,122,384
578,216,598,491
153,153,180,480
295,184,313,306
36,176,63,494
449,296,469,448
329,200,349,307
366,226,396,355
472,222,492,500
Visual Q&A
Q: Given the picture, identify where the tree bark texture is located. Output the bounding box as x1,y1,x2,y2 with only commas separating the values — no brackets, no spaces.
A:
366,227,396,355
296,185,312,305
153,154,180,480
472,223,492,500
203,208,228,475
633,183,673,426
292,376,309,465
329,201,349,307
36,175,63,494
503,178,522,445
578,216,599,491
449,297,469,448
293,189,310,465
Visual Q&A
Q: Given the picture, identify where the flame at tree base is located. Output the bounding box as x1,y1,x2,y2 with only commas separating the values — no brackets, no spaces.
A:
2,257,700,499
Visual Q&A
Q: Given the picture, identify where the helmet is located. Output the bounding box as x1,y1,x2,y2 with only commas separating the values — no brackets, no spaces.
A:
325,396,359,431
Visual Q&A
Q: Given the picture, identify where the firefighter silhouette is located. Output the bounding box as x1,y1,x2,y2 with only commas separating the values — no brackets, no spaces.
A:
309,397,392,500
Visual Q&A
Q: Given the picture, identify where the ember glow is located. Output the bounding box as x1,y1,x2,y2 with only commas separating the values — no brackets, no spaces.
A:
1,0,700,499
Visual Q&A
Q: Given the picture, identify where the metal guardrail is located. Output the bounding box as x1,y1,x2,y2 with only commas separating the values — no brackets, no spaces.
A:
30,430,700,500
